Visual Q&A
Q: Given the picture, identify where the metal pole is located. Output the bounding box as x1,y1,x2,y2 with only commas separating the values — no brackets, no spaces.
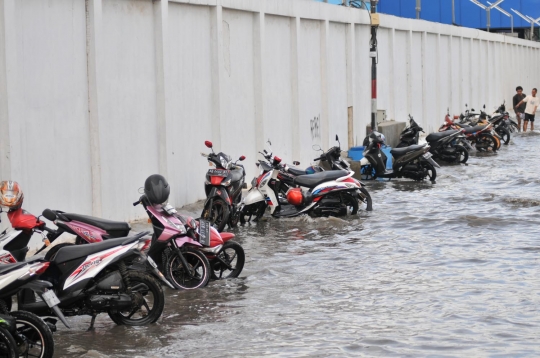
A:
452,0,455,24
370,0,378,132
511,15,513,34
487,8,490,32
416,0,421,19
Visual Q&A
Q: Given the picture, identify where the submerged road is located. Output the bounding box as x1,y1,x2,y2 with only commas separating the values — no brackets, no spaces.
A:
53,132,540,357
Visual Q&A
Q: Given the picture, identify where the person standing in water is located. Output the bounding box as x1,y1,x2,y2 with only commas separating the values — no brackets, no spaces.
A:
516,88,540,132
513,86,526,131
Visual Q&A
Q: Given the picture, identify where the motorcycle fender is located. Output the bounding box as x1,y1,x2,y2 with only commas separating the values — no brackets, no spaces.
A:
205,186,232,207
175,236,203,248
243,189,265,206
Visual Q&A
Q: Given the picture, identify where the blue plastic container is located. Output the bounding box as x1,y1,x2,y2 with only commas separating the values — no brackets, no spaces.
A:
348,146,393,169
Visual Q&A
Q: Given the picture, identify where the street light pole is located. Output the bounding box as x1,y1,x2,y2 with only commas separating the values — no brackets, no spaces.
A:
416,0,421,19
526,15,540,41
452,0,456,24
370,0,379,132
470,0,503,33
487,1,512,34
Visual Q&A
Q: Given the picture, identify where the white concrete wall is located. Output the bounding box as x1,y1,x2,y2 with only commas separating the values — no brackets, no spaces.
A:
1,0,540,224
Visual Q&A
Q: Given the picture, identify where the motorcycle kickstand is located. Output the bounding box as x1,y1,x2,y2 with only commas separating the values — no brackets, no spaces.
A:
87,313,98,331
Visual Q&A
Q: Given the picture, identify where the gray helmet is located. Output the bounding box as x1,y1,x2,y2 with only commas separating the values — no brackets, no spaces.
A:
144,174,170,205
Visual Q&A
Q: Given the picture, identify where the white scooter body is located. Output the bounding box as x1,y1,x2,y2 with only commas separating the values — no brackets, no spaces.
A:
244,166,360,216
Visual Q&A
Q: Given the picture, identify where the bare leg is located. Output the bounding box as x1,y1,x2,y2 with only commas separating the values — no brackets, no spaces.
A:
532,121,534,131
523,120,529,132
517,114,522,131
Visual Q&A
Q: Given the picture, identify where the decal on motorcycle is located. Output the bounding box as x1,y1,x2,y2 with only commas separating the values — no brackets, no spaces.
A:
63,245,131,290
75,227,98,242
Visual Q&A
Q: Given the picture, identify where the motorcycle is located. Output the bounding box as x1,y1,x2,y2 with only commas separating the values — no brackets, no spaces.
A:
241,151,364,219
200,141,247,232
360,131,440,182
397,115,469,164
15,231,165,330
133,183,245,281
439,111,499,152
0,261,71,357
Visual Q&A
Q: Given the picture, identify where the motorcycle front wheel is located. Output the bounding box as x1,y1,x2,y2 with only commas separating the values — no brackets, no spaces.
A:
476,134,497,152
496,127,511,145
358,187,373,211
240,202,267,224
454,144,469,164
108,271,165,326
10,311,54,358
165,248,211,290
0,326,18,358
202,198,230,232
210,241,245,280
420,161,437,182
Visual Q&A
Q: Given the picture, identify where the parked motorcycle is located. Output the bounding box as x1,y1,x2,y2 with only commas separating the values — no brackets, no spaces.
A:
15,232,165,330
200,141,246,232
397,115,469,164
241,150,364,220
0,261,71,357
134,174,244,281
439,111,499,152
360,131,440,182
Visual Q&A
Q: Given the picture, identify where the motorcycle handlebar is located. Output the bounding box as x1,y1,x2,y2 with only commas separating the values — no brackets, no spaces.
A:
313,156,322,161
133,200,140,206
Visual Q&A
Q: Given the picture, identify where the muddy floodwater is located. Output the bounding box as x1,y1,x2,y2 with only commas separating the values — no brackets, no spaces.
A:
53,133,540,357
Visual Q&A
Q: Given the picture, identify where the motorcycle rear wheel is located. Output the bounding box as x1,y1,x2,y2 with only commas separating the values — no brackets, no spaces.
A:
108,271,164,326
203,199,229,232
240,202,267,224
454,144,469,164
11,311,54,358
0,326,18,358
496,127,511,145
476,134,497,152
340,192,359,215
210,241,245,280
420,161,437,182
165,248,211,290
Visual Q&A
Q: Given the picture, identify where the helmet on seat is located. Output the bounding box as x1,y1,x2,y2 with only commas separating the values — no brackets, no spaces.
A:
0,181,24,210
144,175,170,205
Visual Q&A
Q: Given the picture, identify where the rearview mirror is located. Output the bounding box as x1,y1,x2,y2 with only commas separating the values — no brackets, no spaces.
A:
335,134,339,141
42,209,57,222
239,155,246,161
204,140,213,148
293,161,300,166
312,144,322,151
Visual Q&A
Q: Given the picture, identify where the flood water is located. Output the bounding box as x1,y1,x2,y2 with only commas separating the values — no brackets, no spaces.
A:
54,133,540,357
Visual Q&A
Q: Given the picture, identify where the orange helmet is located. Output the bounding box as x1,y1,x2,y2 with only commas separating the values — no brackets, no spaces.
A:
287,188,304,206
0,181,24,210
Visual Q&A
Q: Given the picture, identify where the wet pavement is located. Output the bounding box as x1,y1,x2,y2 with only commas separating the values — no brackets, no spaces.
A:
53,132,540,357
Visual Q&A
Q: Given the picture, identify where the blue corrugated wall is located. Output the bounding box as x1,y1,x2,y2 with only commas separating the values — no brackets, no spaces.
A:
377,0,540,29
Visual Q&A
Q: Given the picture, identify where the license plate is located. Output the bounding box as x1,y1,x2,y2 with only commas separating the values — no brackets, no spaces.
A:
423,152,433,159
207,169,229,177
42,290,60,308
198,220,211,246
147,256,158,269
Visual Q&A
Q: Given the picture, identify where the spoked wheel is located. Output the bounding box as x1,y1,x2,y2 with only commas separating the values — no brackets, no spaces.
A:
420,161,437,182
10,311,54,358
165,248,211,290
361,165,377,180
454,144,469,164
357,187,373,211
496,127,511,145
0,326,18,358
476,134,498,152
108,271,164,326
210,241,245,280
240,202,267,224
340,192,359,215
202,199,230,232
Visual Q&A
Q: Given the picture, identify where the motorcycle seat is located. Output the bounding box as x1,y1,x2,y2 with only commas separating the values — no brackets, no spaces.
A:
287,167,307,176
462,125,488,134
390,144,425,157
62,213,131,233
0,262,28,275
293,170,348,188
426,130,459,142
52,236,133,264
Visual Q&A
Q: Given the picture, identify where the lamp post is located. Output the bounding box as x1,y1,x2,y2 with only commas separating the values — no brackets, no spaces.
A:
470,0,504,33
416,0,421,19
511,9,537,40
487,1,512,33
370,0,379,132
526,16,540,41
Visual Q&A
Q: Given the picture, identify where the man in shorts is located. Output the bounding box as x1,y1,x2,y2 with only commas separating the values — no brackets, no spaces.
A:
516,88,539,132
513,86,526,131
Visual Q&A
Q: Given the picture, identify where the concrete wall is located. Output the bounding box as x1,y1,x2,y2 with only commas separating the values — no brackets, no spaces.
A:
1,0,540,225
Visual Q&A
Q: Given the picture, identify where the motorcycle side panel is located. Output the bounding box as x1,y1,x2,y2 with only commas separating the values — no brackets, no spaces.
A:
174,236,202,248
0,230,23,250
393,149,425,170
243,189,265,206
62,243,135,290
65,221,107,243
147,205,186,242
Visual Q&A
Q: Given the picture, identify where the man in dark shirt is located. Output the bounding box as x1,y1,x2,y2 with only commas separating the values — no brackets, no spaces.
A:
513,86,526,132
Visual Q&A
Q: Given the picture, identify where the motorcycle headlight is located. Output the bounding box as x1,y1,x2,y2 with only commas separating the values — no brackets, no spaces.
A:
222,179,231,186
163,216,186,234
220,157,228,168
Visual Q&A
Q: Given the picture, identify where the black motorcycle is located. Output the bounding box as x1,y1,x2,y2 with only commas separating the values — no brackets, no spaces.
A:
398,115,469,164
201,141,246,232
361,131,440,182
15,232,165,330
